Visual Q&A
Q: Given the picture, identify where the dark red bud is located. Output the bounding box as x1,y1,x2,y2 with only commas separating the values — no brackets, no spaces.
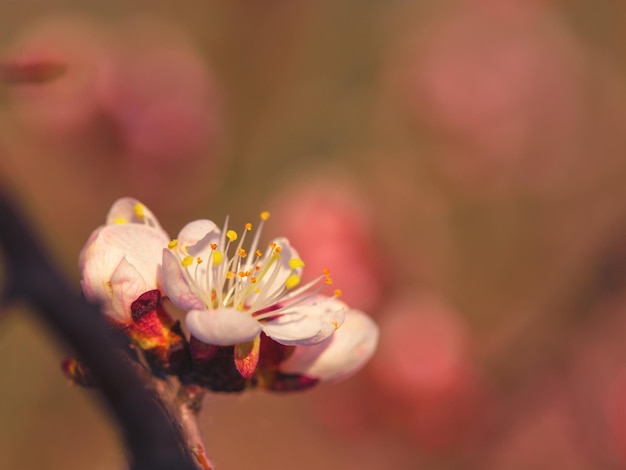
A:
131,289,161,321
266,373,319,392
61,357,96,387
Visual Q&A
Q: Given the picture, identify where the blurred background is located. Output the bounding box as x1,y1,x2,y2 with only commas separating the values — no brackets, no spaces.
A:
1,0,626,468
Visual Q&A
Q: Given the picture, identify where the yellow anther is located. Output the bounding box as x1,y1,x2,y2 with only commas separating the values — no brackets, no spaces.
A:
251,276,257,284
260,211,270,221
238,271,247,278
114,217,127,225
168,239,178,249
226,230,238,242
324,277,333,285
322,267,331,276
333,289,343,298
269,242,276,249
197,257,203,264
255,265,261,271
285,274,301,289
238,248,247,258
288,258,305,270
181,256,193,267
255,249,263,257
210,243,218,250
212,251,223,265
331,321,340,330
274,246,282,253
245,223,252,231
133,203,146,220
226,271,235,280
255,288,261,293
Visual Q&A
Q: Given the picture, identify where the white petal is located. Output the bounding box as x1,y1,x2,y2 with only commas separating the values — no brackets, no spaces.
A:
262,296,346,346
109,257,147,322
255,237,302,295
79,224,167,319
186,308,263,346
176,219,221,259
161,249,205,311
106,198,168,236
280,309,379,382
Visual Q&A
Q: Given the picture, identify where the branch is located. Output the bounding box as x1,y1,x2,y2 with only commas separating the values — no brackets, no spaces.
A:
0,186,199,470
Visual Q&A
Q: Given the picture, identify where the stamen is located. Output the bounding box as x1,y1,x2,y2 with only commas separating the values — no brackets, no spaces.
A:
285,274,301,289
172,209,341,324
273,274,328,304
288,258,305,270
134,203,146,220
254,288,331,320
226,230,238,242
114,217,127,225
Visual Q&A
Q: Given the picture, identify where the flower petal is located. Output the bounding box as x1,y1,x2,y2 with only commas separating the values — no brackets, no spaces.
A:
106,197,167,235
261,296,346,346
246,237,302,307
109,257,147,322
279,309,379,382
161,249,205,311
176,219,221,259
265,236,302,288
186,308,263,346
79,223,168,320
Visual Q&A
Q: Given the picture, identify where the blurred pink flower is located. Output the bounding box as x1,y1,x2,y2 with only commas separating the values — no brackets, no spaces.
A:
606,369,626,464
98,17,220,165
371,294,470,397
396,5,584,189
368,294,489,450
5,15,113,136
269,178,384,312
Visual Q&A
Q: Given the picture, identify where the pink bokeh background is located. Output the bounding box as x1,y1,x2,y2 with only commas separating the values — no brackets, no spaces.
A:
2,1,626,469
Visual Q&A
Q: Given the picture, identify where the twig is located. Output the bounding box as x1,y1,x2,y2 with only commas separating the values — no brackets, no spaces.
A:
178,386,212,470
0,186,199,470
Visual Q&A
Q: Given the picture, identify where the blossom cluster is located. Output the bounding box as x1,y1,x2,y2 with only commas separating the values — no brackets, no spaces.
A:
74,197,379,392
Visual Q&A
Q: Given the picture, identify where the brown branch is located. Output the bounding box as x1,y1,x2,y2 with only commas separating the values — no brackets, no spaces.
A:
178,386,213,470
0,186,199,470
